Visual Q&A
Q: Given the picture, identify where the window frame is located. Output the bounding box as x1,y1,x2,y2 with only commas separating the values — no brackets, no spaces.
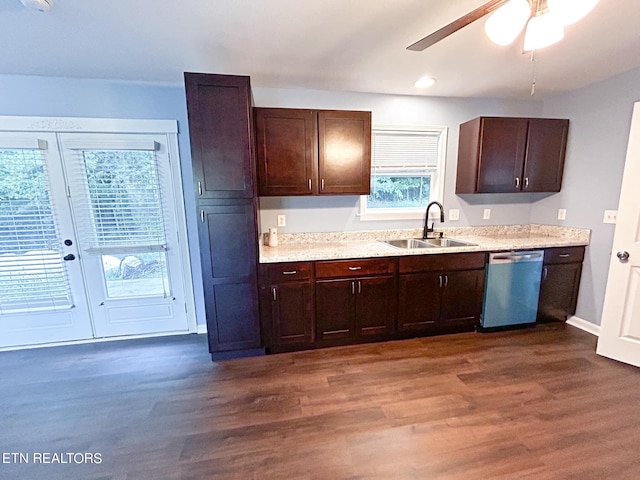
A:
359,124,448,221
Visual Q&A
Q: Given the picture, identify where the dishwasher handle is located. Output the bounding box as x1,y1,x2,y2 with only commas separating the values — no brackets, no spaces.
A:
489,251,544,264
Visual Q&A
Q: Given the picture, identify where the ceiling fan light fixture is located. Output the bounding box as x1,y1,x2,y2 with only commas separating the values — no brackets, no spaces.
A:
20,0,53,12
547,0,599,26
414,76,437,88
523,11,565,51
484,0,531,46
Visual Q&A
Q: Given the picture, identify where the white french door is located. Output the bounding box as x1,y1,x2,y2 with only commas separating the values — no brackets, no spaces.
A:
0,133,94,347
0,122,192,348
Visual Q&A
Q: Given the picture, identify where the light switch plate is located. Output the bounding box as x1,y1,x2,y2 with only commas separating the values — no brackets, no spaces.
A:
557,209,566,220
448,209,460,221
603,210,617,224
277,214,286,227
483,208,491,220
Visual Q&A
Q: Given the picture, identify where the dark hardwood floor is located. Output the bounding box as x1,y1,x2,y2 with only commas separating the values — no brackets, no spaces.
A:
2,324,640,479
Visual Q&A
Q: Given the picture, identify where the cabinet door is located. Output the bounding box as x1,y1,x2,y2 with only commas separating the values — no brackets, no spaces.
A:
356,276,395,337
317,110,371,195
398,273,441,333
255,108,317,196
439,269,485,329
316,279,356,341
538,263,582,321
476,117,529,193
185,73,254,199
199,203,260,351
271,282,313,345
523,118,569,192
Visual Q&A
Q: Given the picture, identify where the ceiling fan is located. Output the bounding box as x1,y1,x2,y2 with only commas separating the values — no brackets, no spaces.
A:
407,0,599,53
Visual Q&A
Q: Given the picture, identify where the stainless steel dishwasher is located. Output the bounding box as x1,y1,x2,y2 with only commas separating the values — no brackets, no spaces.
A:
480,250,544,330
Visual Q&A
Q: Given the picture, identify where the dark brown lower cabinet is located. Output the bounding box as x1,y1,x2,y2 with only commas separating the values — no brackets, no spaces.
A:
398,253,486,334
538,247,585,321
315,275,396,342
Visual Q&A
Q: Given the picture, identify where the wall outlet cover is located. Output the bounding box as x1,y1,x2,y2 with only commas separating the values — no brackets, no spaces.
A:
603,210,618,224
558,208,567,220
448,209,460,221
483,209,491,220
277,214,286,227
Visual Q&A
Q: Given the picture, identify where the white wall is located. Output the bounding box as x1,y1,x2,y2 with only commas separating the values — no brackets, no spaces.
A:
533,67,640,326
253,87,543,233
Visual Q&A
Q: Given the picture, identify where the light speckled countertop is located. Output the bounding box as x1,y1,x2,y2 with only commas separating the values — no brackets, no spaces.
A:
259,224,590,263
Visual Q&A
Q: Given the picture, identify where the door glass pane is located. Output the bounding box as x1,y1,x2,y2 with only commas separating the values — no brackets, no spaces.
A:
0,148,71,312
101,252,169,298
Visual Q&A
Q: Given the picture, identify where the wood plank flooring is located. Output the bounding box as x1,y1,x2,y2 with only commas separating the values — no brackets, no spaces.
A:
2,324,640,479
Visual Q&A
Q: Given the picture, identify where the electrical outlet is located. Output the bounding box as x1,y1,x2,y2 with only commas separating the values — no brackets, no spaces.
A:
277,214,286,227
557,209,566,220
603,210,617,224
483,209,491,220
448,209,460,221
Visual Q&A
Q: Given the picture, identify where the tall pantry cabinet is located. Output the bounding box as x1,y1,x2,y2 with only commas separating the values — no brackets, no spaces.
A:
184,73,262,357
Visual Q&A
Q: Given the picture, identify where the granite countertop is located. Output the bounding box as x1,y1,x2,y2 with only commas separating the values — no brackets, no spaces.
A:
259,224,591,264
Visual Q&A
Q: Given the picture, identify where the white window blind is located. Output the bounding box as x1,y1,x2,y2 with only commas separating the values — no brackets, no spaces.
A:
371,129,441,172
65,141,168,254
0,143,72,313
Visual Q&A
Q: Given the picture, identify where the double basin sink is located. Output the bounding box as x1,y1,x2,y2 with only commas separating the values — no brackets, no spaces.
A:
382,237,477,249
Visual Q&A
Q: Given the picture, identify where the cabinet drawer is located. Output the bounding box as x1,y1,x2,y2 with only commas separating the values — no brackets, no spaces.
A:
315,258,395,278
544,247,585,265
265,262,313,282
399,253,486,274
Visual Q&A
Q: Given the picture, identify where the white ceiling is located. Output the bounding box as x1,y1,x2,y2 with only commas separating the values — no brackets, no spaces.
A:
1,0,639,99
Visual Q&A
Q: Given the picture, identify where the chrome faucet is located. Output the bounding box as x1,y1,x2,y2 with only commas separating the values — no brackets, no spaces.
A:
423,201,445,239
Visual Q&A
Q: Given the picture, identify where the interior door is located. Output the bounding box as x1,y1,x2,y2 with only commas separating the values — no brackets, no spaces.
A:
597,102,640,366
0,133,93,348
59,133,189,338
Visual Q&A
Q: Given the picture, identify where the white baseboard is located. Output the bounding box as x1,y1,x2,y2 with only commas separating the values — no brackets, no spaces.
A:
197,323,208,334
566,316,601,336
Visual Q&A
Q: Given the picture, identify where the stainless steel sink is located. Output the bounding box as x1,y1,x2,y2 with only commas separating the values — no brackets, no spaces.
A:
421,237,477,248
383,238,433,249
382,237,477,249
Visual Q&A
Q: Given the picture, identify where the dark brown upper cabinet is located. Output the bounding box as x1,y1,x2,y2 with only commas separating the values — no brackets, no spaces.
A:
456,117,569,194
185,73,255,199
255,108,371,196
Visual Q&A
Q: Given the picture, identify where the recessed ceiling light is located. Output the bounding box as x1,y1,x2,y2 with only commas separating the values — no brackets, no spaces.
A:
20,0,53,12
415,76,436,89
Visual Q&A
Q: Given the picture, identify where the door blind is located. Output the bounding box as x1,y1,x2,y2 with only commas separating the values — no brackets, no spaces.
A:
66,144,168,253
0,144,72,313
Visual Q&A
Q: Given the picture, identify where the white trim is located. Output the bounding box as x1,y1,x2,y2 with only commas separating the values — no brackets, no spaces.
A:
166,133,198,334
0,330,193,352
566,316,600,336
0,116,177,134
197,323,208,334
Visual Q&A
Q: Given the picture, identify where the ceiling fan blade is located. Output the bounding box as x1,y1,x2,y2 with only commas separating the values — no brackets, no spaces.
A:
407,0,510,51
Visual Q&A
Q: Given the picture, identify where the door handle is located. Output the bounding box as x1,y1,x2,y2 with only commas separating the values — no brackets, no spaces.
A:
617,251,630,263
438,275,443,288
524,177,529,189
63,254,76,261
348,266,361,271
272,287,277,301
542,267,548,280
358,280,362,294
515,177,520,189
444,275,449,287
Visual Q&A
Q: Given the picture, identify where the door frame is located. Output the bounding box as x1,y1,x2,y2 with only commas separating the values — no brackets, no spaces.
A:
0,116,198,336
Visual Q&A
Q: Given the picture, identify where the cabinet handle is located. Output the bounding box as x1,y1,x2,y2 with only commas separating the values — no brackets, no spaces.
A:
524,177,529,189
198,181,202,196
321,178,325,190
444,275,449,287
515,177,520,189
559,253,571,258
348,266,362,271
282,270,297,275
351,281,355,295
439,275,443,288
308,178,312,191
358,280,362,294
272,287,277,301
542,267,548,280
200,210,205,223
